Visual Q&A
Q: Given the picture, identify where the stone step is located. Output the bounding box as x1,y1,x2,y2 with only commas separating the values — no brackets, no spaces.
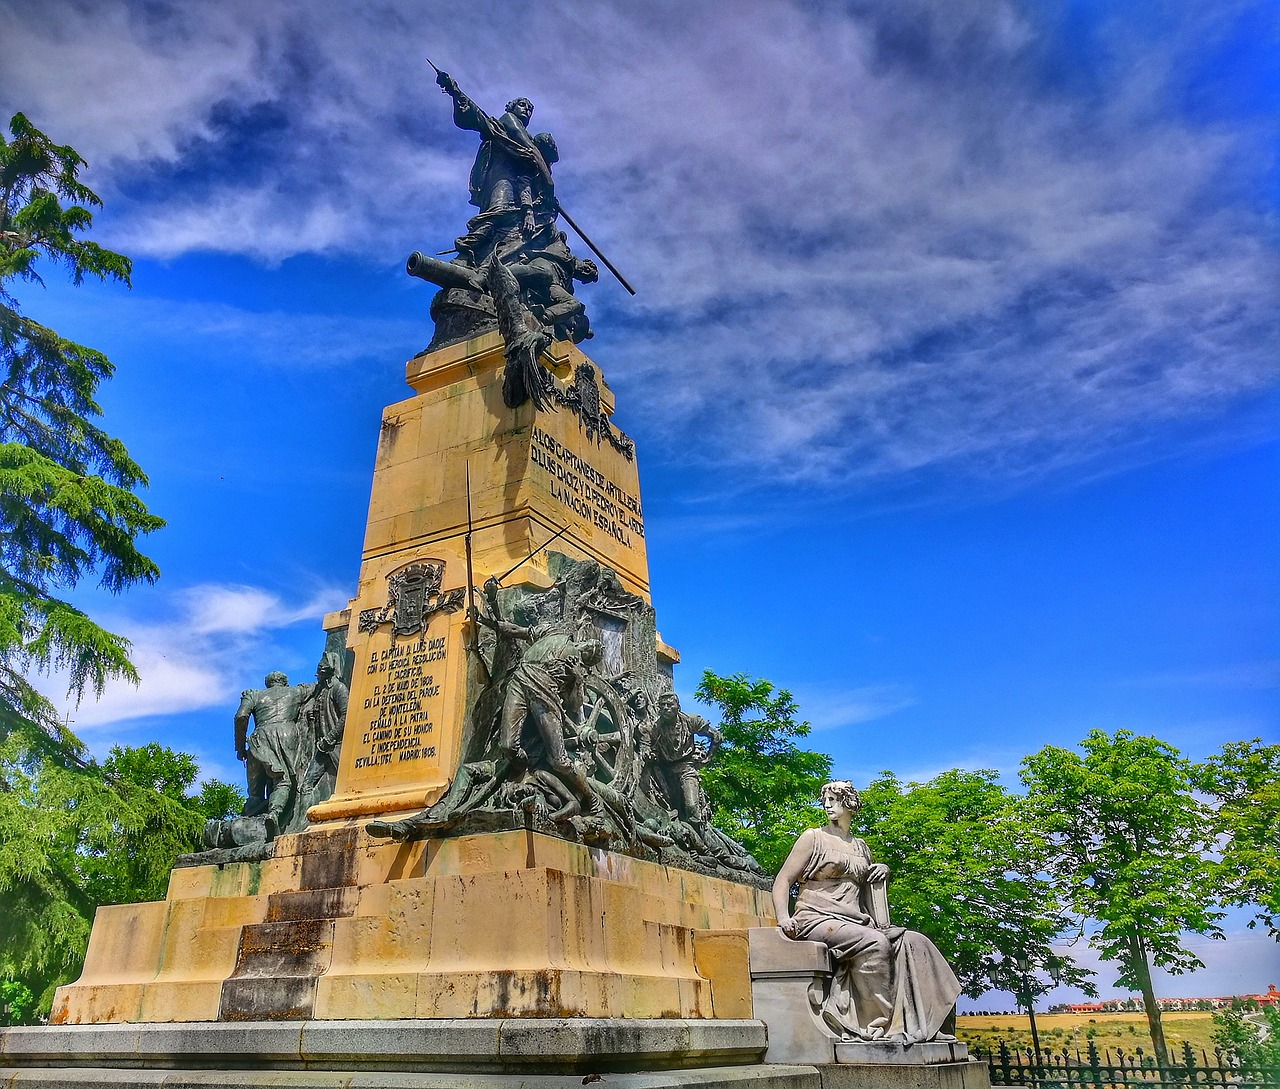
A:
1,1019,769,1074
217,920,336,1021
1,1020,993,1089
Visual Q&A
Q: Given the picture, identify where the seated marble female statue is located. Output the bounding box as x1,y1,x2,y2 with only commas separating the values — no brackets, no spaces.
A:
772,781,961,1044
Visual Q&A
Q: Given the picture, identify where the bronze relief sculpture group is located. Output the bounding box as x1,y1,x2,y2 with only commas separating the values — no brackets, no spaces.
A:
364,553,765,886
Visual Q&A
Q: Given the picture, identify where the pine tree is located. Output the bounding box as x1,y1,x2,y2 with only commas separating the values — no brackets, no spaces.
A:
0,112,199,1020
1,111,162,757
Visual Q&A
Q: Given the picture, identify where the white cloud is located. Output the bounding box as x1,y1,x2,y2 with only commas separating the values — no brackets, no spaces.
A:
2,0,1276,485
1119,661,1280,691
800,684,918,732
36,581,348,728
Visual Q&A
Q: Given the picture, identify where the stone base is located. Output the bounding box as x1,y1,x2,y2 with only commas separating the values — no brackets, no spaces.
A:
50,828,773,1025
834,1042,970,1066
817,1060,990,1089
0,1019,991,1089
0,1018,765,1074
0,1067,819,1088
0,1018,821,1089
742,929,973,1073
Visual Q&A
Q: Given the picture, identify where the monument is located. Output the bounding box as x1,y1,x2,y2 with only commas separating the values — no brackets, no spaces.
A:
0,67,988,1089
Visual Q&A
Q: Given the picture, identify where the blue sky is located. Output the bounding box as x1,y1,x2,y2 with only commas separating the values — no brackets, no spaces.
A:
2,0,1276,1002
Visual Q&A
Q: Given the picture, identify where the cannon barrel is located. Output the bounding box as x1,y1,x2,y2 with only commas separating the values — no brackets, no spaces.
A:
406,251,484,292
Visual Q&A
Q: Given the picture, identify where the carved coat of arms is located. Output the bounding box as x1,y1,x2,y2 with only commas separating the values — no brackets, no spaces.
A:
358,560,466,637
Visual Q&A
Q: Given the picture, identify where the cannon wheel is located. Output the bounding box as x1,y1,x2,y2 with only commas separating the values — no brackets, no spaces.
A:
580,675,638,797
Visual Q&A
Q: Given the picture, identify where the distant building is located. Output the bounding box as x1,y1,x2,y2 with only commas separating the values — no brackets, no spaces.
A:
1055,985,1278,1015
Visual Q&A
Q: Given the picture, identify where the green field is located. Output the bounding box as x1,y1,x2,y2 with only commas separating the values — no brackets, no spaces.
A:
956,1012,1220,1058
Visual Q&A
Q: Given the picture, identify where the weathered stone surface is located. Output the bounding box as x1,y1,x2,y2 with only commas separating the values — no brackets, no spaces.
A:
747,929,831,977
817,1060,991,1089
0,1064,829,1088
833,1042,970,1066
496,1018,765,1069
743,928,836,1065
299,1019,501,1067
692,931,753,1019
52,829,775,1025
130,1022,306,1064
1,1019,773,1076
0,1024,145,1066
750,977,834,1066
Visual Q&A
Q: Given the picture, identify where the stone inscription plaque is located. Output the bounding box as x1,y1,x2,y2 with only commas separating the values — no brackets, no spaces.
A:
328,558,467,810
530,424,645,547
352,633,447,771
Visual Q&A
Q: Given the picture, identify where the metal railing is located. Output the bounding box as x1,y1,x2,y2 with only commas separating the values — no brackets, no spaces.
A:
975,1039,1280,1089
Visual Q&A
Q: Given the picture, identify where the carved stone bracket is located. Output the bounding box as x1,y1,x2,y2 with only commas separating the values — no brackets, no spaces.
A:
554,362,635,461
358,560,466,637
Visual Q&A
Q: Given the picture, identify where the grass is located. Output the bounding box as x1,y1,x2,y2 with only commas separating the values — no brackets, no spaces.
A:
956,1012,1221,1059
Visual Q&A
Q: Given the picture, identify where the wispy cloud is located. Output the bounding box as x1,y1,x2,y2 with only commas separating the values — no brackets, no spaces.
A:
799,684,918,732
3,0,1276,486
26,290,425,372
1118,660,1280,691
34,582,348,728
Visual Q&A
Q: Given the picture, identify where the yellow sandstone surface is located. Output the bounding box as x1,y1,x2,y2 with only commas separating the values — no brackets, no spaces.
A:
311,333,659,823
50,337,757,1027
51,827,773,1023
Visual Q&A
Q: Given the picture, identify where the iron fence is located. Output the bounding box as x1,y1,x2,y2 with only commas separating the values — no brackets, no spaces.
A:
974,1039,1280,1089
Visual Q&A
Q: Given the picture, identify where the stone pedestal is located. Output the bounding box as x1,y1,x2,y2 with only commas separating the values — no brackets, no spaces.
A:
310,332,663,826
746,929,834,1065
49,828,774,1026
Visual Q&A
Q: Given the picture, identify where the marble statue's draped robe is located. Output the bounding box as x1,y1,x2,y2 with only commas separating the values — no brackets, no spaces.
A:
789,830,961,1044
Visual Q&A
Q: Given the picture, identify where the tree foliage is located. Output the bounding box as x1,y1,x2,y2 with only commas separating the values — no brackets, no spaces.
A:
1195,738,1280,938
695,670,832,874
0,113,212,1024
1020,729,1222,1066
0,738,242,1021
1,111,163,753
851,769,1093,998
1212,1003,1280,1067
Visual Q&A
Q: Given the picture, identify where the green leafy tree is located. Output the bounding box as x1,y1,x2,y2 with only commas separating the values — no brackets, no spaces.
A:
1020,729,1222,1067
0,978,35,1027
1212,1003,1280,1067
0,738,242,1020
0,112,225,1022
1,111,162,755
695,671,832,874
1195,738,1280,937
851,769,1093,998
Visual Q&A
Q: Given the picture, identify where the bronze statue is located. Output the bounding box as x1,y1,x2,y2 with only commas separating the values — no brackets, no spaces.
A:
202,652,350,855
235,671,310,839
299,651,350,803
650,691,721,824
478,575,605,821
406,64,630,408
437,76,548,253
